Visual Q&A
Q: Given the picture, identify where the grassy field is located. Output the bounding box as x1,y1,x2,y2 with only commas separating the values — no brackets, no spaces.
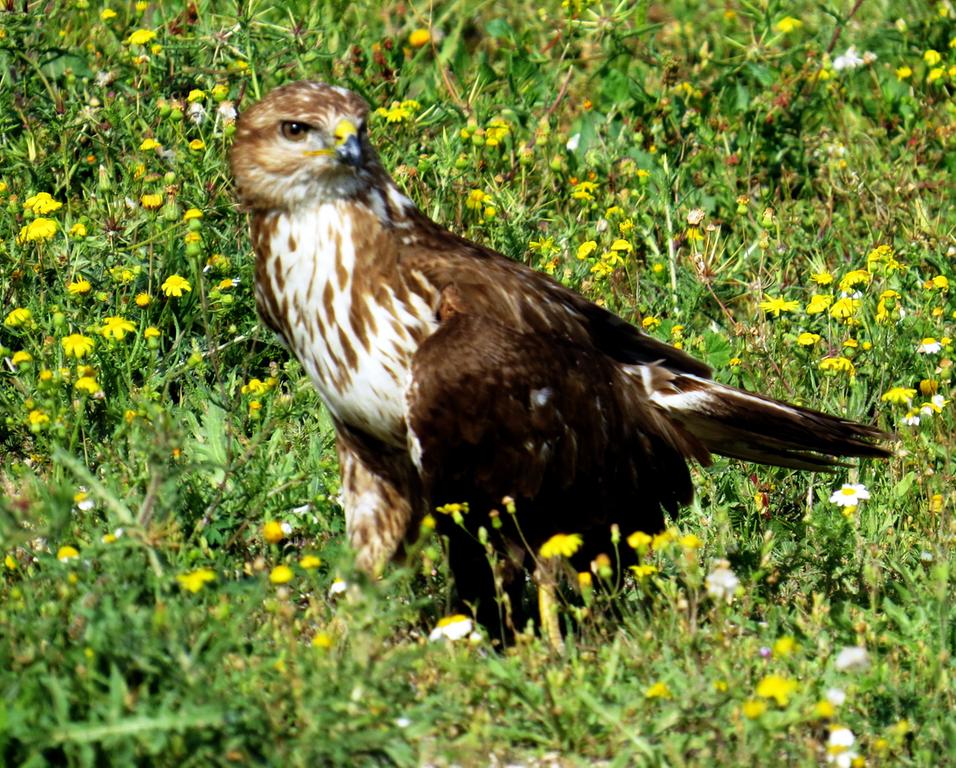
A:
1,0,954,765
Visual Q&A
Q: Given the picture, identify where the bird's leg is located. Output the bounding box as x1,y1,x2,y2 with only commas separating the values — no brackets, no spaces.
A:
534,562,564,652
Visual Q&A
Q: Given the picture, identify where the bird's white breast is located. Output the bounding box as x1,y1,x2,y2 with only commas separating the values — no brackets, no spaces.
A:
259,203,437,445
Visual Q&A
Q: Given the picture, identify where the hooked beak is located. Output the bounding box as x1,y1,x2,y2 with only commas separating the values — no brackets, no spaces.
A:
334,119,363,168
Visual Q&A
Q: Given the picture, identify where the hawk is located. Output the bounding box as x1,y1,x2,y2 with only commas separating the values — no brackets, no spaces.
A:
230,82,889,636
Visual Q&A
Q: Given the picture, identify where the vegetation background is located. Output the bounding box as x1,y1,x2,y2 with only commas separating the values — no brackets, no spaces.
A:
1,0,953,765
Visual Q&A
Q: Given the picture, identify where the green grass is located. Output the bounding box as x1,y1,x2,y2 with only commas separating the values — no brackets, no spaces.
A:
1,0,954,765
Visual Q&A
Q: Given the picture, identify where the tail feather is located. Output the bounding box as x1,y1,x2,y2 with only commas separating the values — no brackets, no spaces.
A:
647,372,892,471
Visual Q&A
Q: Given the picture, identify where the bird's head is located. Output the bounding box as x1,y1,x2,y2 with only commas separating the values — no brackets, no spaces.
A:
230,81,378,210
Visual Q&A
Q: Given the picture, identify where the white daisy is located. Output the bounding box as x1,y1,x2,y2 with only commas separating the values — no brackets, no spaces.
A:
428,614,474,642
705,561,740,603
829,483,870,507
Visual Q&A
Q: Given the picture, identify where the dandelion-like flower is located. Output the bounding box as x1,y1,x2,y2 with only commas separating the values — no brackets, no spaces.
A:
16,218,58,243
428,614,474,641
62,334,94,358
126,28,157,46
644,681,672,699
269,564,293,584
756,674,798,706
161,274,192,297
23,192,63,214
262,520,290,543
4,308,32,328
177,568,216,593
57,545,80,562
806,294,834,314
100,316,136,340
829,484,869,507
409,28,431,48
300,555,321,570
141,193,163,210
759,296,800,317
881,386,916,405
539,532,583,559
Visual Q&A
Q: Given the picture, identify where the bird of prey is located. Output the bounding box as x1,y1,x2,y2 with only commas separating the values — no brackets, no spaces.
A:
230,81,888,639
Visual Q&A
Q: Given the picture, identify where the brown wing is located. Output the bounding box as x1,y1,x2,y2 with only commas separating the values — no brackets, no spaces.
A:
405,310,711,552
399,211,711,378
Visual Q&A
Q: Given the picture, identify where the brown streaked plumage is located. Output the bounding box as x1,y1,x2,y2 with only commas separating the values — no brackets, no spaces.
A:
230,81,890,637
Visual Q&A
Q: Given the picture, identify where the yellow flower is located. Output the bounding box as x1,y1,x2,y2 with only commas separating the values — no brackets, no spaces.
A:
485,118,510,146
409,28,431,48
100,8,117,21
774,16,803,33
127,28,157,46
375,101,416,123
183,208,203,221
652,529,675,549
576,240,597,260
829,297,860,320
644,681,672,699
810,271,833,285
69,222,88,237
926,275,949,291
300,555,322,570
641,316,661,331
814,700,836,719
630,564,658,578
742,700,767,719
539,533,583,559
188,139,206,151
881,386,916,405
62,334,94,358
312,632,333,649
805,294,833,314
16,217,58,243
838,269,870,292
819,356,855,376
141,193,163,210
679,533,702,550
927,67,944,83
571,181,598,201
135,292,152,308
759,296,800,317
924,49,942,66
161,274,192,297
187,88,205,102
24,192,63,214
627,530,653,551
756,674,798,706
895,65,913,80
11,350,32,365
577,571,592,589
28,409,49,427
5,554,17,570
144,326,161,339
796,332,821,346
269,564,293,584
5,308,32,327
772,636,798,657
465,189,490,210
177,568,216,593
75,376,101,395
57,545,80,562
609,238,632,253
100,316,136,340
263,520,285,544
139,137,161,151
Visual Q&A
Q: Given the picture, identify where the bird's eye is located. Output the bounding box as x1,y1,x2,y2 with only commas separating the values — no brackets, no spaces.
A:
280,121,311,141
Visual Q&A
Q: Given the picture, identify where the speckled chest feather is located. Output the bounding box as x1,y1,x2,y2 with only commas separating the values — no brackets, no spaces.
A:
251,200,439,446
